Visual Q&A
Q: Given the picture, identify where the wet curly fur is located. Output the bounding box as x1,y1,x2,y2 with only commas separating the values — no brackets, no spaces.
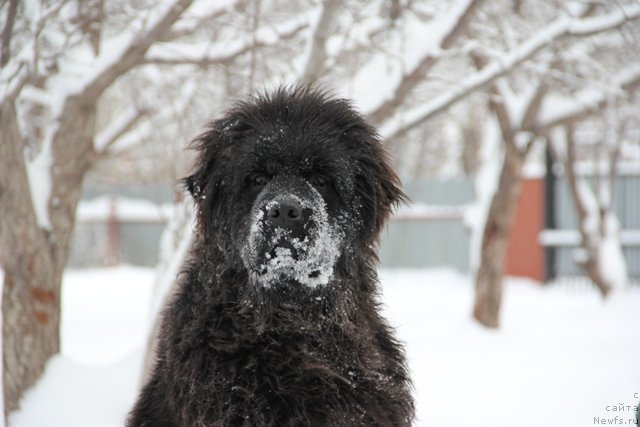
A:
127,87,415,426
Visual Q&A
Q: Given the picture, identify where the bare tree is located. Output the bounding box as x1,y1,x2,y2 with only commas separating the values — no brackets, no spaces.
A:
470,83,541,326
0,0,207,415
344,1,639,327
547,116,631,297
300,0,341,84
463,3,639,327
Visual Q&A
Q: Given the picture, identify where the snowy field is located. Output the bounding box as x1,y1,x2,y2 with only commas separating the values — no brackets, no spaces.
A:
8,267,640,427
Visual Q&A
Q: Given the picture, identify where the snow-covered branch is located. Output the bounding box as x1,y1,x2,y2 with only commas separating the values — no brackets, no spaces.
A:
300,0,340,83
159,1,243,42
0,0,18,67
0,0,74,106
548,126,628,295
329,14,391,70
0,61,29,105
566,4,640,36
83,0,197,100
365,0,484,123
104,80,198,157
144,16,308,66
534,66,640,134
382,5,640,140
24,134,53,230
94,106,150,157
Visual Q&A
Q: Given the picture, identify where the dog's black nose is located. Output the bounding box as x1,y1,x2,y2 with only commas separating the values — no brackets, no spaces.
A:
266,199,304,228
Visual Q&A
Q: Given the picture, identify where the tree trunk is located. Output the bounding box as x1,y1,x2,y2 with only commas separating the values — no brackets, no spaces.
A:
548,126,625,297
472,142,525,328
0,102,60,416
0,96,96,417
564,168,613,297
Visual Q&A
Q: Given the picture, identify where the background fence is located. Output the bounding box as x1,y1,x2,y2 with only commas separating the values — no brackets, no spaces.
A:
69,176,640,284
545,171,640,281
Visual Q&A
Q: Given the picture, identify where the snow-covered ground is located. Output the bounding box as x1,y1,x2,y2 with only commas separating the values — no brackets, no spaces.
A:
8,267,640,427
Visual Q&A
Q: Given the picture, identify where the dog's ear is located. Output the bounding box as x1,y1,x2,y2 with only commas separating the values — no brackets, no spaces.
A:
372,148,406,239
182,123,229,237
184,167,206,201
183,126,220,200
356,149,406,241
350,129,407,242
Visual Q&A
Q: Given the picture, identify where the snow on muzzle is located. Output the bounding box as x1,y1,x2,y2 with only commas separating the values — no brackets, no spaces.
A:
241,187,342,288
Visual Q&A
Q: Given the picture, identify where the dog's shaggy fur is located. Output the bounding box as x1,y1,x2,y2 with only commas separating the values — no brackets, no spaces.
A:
127,87,414,426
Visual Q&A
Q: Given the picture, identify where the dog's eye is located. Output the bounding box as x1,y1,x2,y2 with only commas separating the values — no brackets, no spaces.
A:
310,174,328,188
251,174,269,187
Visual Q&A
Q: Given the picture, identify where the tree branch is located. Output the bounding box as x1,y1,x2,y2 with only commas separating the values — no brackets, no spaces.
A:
93,106,149,157
78,0,104,56
547,125,616,296
300,0,340,84
0,0,18,67
366,0,485,123
144,17,307,67
521,81,548,131
98,80,198,158
0,61,29,105
382,5,640,140
328,15,393,71
470,51,513,142
159,3,242,42
533,66,640,134
84,0,196,100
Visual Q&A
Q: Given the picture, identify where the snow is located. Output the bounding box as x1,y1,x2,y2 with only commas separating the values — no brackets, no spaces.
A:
77,197,174,223
0,61,29,105
546,129,630,289
382,7,640,140
571,161,640,176
59,267,154,366
8,267,640,426
9,266,154,427
567,3,640,35
540,229,640,247
537,65,640,131
242,192,343,288
539,229,582,246
394,203,467,221
576,176,599,237
93,107,144,153
23,139,53,230
146,14,308,65
292,3,323,78
599,214,628,291
380,269,640,426
521,137,546,178
352,0,473,115
351,51,403,114
44,31,135,120
465,115,502,271
32,0,203,122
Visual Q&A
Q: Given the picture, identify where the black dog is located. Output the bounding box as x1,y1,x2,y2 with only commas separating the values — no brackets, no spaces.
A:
127,87,414,426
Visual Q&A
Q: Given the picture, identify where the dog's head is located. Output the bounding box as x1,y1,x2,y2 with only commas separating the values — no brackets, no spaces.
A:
185,87,405,288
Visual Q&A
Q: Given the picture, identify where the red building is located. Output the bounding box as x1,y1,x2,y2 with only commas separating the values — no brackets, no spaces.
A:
505,178,545,282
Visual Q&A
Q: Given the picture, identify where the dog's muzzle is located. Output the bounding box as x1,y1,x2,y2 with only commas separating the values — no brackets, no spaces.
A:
241,182,342,288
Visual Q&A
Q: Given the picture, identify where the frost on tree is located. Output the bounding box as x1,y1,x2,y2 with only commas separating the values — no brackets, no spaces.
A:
0,0,210,416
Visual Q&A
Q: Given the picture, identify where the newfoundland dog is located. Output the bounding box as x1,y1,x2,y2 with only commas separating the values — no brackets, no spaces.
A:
127,87,414,426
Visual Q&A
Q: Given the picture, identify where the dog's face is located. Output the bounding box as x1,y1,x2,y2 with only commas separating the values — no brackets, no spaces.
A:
185,88,404,288
240,173,344,288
